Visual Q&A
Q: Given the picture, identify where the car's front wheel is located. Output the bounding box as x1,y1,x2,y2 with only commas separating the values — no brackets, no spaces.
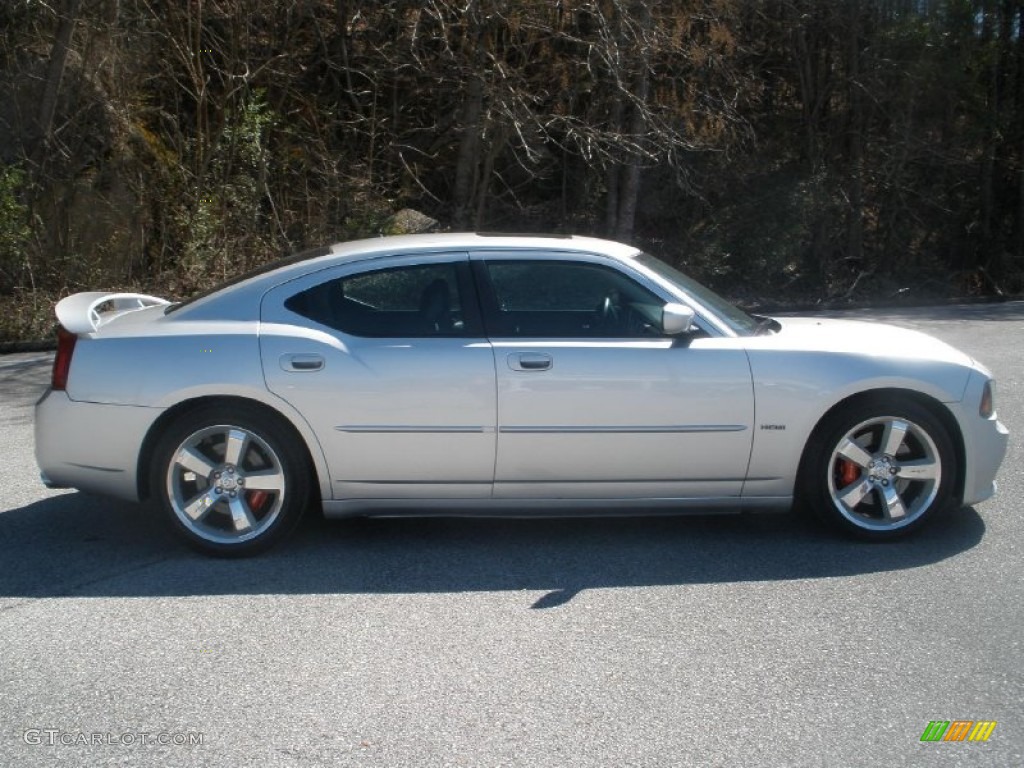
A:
151,404,309,556
800,396,958,539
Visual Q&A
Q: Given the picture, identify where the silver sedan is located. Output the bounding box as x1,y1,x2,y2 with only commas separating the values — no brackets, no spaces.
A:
35,234,1009,555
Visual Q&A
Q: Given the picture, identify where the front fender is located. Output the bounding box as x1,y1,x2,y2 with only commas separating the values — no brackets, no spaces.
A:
742,349,971,498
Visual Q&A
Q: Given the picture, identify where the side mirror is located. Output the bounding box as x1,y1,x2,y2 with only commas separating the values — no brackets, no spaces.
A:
661,303,695,335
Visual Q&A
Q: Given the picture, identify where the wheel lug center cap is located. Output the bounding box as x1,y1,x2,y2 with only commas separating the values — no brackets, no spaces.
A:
215,467,239,492
869,456,898,482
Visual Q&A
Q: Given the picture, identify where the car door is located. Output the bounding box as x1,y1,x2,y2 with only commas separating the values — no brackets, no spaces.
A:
260,253,497,500
473,252,755,501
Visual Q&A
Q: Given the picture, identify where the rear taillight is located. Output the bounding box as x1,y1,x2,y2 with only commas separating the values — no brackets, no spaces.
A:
52,326,77,390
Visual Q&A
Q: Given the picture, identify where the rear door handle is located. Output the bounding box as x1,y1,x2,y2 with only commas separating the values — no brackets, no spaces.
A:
508,352,552,372
281,353,324,372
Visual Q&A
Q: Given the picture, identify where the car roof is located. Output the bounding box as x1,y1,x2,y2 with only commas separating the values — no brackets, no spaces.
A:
322,232,638,265
167,233,643,318
250,233,642,295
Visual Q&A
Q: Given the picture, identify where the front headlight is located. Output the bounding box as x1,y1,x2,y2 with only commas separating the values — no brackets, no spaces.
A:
980,380,996,418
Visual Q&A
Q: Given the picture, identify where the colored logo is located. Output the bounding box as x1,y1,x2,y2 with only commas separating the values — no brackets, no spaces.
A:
920,720,997,742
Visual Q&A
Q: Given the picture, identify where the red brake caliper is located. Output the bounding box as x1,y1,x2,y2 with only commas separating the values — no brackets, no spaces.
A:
838,460,860,487
246,490,270,512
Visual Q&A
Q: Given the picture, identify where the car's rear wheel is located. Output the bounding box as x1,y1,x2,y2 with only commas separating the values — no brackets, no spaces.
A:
151,404,309,556
800,397,957,539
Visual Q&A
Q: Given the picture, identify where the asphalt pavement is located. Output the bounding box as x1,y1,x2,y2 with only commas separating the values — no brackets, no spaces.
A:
1,303,1022,767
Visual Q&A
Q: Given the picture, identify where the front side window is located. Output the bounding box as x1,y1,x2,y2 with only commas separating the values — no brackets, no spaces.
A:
285,262,474,337
482,260,666,338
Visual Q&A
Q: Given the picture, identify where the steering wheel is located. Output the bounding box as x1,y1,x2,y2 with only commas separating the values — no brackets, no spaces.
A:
597,292,622,334
600,294,620,320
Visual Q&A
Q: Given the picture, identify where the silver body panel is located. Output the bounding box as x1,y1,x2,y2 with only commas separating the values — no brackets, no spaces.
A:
489,338,753,498
35,233,1008,519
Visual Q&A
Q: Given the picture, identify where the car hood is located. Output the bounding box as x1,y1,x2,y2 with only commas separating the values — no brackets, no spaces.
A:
759,316,976,367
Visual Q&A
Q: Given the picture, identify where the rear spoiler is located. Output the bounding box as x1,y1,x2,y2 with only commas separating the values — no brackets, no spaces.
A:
55,292,171,334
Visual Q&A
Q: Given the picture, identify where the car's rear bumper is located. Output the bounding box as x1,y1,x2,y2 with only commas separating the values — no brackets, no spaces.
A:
34,388,162,501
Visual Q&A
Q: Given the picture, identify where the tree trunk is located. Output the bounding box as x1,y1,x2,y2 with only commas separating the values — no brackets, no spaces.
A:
615,63,650,244
609,1,651,243
604,94,624,236
845,1,865,269
452,73,484,230
33,0,83,164
977,1,1000,271
1014,4,1024,263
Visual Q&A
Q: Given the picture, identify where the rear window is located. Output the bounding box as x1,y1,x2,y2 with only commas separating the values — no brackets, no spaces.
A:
165,245,332,314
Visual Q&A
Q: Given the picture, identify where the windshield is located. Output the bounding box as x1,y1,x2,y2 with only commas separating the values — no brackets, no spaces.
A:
633,253,762,336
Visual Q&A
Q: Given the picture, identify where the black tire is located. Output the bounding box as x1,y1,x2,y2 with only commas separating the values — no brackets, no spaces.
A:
150,403,310,556
799,396,958,540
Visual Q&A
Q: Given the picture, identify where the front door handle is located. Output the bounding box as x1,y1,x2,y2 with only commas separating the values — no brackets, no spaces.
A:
508,352,552,372
281,353,325,372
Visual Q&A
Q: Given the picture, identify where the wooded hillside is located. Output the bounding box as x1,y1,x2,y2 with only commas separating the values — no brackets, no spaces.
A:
1,1,1022,342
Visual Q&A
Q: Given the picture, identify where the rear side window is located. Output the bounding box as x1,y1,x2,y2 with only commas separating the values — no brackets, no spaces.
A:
285,262,478,337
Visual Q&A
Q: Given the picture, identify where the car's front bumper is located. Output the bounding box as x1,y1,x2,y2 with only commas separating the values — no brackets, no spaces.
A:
958,372,1010,507
961,416,1009,506
34,388,163,501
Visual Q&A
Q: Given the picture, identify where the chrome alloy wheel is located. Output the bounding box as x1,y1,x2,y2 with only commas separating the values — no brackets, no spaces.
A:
826,415,942,531
166,424,287,545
